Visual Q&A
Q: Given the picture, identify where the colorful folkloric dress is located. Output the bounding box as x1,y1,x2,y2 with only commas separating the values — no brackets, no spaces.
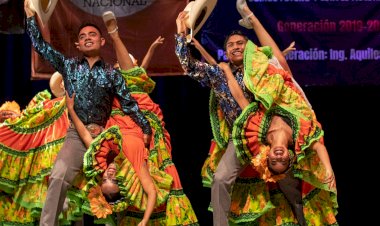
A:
202,41,338,225
72,67,198,225
0,90,78,225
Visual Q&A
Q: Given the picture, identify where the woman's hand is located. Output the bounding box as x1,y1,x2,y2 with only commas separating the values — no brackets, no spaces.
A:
143,133,152,149
323,169,336,191
282,41,296,56
65,91,76,112
137,219,148,226
150,36,164,50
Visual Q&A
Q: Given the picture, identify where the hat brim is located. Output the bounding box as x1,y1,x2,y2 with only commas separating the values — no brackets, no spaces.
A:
184,0,217,42
30,0,58,26
49,71,65,98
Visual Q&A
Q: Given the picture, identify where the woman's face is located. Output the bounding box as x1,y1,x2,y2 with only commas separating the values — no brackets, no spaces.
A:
101,163,120,198
267,146,290,174
0,110,19,123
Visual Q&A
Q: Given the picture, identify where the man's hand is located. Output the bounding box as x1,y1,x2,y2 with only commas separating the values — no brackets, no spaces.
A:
143,133,152,148
176,11,188,35
24,0,36,18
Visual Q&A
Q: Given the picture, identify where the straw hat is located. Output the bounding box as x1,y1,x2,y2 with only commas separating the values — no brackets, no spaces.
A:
184,0,217,43
49,71,65,98
30,0,58,26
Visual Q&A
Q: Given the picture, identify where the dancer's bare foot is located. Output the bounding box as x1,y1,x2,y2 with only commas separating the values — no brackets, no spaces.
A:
102,11,119,37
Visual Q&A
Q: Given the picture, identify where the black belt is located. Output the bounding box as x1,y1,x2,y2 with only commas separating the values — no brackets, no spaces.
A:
70,122,104,138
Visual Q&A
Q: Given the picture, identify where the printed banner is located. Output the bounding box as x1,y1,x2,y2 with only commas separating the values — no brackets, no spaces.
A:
31,0,187,79
198,0,380,86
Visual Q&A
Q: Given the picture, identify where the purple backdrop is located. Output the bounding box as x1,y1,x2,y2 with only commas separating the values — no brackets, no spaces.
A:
197,1,380,86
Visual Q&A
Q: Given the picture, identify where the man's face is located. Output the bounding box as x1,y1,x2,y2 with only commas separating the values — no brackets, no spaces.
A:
76,26,104,56
225,34,247,65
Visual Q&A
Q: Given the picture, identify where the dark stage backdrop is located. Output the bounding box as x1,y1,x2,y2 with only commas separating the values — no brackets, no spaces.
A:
0,0,24,34
1,0,380,225
2,1,379,84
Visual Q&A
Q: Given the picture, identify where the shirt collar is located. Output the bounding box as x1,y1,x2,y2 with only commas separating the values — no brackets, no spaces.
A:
229,62,243,74
80,56,106,67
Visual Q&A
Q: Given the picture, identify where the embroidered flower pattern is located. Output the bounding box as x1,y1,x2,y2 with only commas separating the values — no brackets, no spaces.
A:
88,186,112,218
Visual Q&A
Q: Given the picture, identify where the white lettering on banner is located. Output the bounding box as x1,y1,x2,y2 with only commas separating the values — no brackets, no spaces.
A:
284,48,380,61
216,48,380,62
350,48,380,61
70,0,154,16
285,49,327,60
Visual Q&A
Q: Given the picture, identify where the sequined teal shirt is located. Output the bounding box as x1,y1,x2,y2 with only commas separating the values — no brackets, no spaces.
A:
175,34,255,129
26,16,151,134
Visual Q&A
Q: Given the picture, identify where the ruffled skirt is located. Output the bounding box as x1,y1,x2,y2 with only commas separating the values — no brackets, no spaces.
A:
106,95,198,225
0,90,71,225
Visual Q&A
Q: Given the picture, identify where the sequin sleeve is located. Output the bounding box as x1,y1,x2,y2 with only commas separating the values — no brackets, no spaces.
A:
26,16,66,73
112,69,152,135
175,34,217,88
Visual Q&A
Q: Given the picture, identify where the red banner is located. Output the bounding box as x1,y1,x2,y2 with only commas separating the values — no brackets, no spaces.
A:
31,0,188,79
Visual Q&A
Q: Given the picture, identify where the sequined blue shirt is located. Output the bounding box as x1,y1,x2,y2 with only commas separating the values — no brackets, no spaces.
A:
26,16,151,134
175,35,255,129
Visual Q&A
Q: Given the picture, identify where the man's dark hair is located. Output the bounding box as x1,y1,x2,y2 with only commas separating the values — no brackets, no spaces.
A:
77,22,102,37
223,30,249,50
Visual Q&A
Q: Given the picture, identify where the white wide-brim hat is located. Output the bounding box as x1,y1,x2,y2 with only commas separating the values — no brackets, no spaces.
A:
184,0,217,43
49,71,65,98
30,0,58,26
